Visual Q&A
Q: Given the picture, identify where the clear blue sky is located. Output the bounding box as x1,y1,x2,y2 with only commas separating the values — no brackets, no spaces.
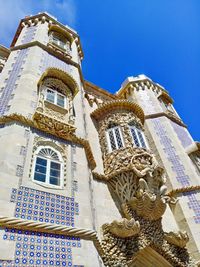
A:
0,0,199,140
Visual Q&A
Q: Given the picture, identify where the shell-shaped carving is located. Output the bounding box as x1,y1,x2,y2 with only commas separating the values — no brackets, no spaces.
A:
128,191,167,220
104,218,140,238
164,231,189,248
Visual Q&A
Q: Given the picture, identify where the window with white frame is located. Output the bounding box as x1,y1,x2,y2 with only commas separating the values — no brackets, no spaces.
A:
33,147,63,188
129,125,147,148
107,125,124,152
45,87,66,108
52,34,66,49
49,32,70,53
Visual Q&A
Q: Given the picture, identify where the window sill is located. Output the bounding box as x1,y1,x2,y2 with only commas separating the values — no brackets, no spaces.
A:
47,42,71,58
44,100,68,114
33,180,64,190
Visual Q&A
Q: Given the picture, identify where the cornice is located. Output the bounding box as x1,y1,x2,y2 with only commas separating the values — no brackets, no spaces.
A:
91,100,145,124
0,113,96,170
10,12,83,59
0,45,10,57
10,41,85,85
145,112,187,127
84,80,117,101
11,41,78,68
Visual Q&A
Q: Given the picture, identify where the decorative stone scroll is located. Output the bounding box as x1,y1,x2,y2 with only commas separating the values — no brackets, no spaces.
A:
164,231,189,248
102,218,140,238
103,147,157,177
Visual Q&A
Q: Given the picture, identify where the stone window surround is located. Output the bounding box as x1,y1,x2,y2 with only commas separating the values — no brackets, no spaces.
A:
32,145,64,189
49,31,71,53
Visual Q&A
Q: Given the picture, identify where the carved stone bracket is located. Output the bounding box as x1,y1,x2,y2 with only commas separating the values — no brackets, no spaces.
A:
102,218,140,238
164,231,189,248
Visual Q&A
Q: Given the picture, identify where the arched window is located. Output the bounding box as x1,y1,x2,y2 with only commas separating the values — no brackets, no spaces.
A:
33,147,63,188
48,25,73,55
106,124,124,152
129,123,147,148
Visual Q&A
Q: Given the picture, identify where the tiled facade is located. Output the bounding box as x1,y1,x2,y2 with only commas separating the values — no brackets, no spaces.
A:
1,228,81,267
10,186,79,226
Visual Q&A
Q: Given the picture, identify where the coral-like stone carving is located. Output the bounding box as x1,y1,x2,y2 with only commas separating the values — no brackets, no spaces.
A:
164,231,189,248
104,147,157,177
91,101,198,266
100,205,196,267
103,218,140,238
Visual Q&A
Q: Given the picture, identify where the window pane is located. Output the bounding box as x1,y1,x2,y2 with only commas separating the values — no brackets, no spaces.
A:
59,40,66,49
137,130,146,148
34,172,46,182
46,89,55,103
51,162,60,170
57,94,65,107
36,157,47,166
35,164,46,174
52,36,60,45
114,128,123,149
130,127,140,147
50,168,60,178
50,177,60,186
108,130,117,151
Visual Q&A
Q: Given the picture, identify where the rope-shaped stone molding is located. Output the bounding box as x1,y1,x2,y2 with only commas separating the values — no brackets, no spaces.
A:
0,216,94,239
0,216,104,255
167,185,200,197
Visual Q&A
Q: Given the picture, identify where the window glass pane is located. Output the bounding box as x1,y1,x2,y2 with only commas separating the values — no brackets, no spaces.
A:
114,128,123,148
52,36,60,45
34,172,46,182
36,157,47,166
137,130,146,148
50,168,60,178
57,94,65,107
130,127,140,147
50,177,60,186
59,40,66,49
35,164,46,174
108,130,117,151
52,35,66,49
51,162,60,170
46,89,55,103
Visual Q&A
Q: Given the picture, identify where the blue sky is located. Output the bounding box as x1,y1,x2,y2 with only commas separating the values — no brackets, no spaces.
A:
0,0,199,140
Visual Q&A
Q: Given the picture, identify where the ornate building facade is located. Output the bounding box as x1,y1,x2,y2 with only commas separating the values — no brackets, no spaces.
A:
0,12,200,267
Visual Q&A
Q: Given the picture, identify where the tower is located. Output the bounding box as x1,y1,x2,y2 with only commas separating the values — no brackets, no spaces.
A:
0,13,199,267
